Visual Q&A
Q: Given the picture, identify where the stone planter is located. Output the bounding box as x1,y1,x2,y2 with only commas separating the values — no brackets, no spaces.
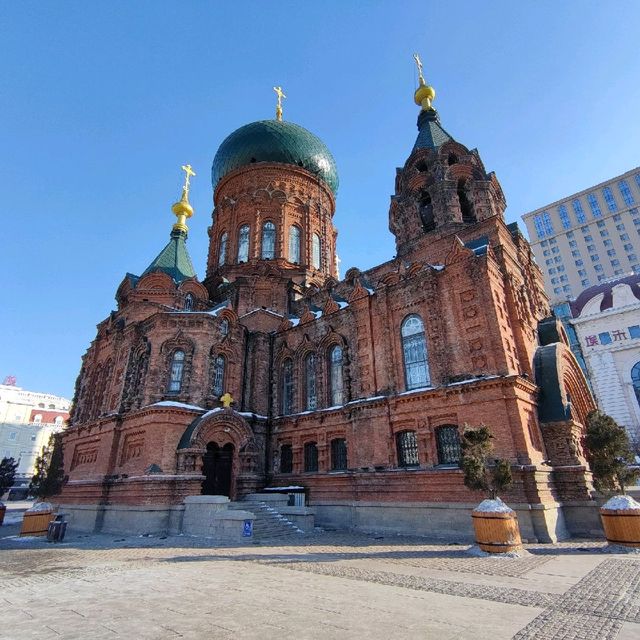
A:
600,495,640,548
471,498,522,553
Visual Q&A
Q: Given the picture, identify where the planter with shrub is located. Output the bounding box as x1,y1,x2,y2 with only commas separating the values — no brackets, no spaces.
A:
584,410,640,547
461,425,522,553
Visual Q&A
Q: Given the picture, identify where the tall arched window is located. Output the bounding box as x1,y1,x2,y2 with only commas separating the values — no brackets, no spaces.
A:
218,232,228,266
282,359,294,414
34,414,42,423
220,318,229,337
168,350,185,393
401,314,430,390
261,221,276,259
312,233,321,269
237,225,250,263
289,225,301,263
304,442,319,472
436,425,462,465
632,361,640,408
396,430,419,467
184,293,194,311
54,416,63,426
457,179,476,222
305,353,317,410
212,355,225,397
329,345,344,406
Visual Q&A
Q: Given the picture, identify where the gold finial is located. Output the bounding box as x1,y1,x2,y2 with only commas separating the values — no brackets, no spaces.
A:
273,85,286,121
171,164,196,234
413,52,436,112
220,392,233,408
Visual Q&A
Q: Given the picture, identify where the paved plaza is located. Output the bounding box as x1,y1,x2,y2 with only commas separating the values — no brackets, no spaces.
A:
1,506,639,640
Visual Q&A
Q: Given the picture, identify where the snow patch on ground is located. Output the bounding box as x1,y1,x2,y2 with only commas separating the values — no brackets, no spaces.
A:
465,544,530,558
473,497,514,514
601,495,640,511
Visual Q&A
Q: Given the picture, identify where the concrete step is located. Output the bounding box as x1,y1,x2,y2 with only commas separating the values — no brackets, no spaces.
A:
227,500,306,541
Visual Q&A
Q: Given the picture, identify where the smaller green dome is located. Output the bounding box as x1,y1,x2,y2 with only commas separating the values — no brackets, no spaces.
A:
211,120,339,194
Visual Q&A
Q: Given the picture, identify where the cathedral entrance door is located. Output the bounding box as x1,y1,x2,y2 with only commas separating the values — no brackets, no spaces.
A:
201,442,234,496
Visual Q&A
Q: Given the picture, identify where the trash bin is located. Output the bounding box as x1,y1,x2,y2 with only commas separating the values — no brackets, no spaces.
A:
46,514,68,543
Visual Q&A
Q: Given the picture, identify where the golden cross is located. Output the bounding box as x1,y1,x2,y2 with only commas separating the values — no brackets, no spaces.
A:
273,86,286,121
181,164,196,195
220,392,234,408
413,52,425,85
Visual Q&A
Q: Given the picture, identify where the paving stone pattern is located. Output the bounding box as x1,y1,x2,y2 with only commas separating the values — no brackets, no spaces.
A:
1,526,639,639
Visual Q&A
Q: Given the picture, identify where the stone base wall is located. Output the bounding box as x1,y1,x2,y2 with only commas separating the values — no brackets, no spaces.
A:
312,499,600,543
58,503,185,535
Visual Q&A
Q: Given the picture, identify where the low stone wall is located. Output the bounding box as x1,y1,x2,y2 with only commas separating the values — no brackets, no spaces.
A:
59,497,255,543
58,503,185,536
312,500,599,543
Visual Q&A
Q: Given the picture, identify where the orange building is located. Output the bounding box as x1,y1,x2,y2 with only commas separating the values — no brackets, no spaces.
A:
59,73,599,542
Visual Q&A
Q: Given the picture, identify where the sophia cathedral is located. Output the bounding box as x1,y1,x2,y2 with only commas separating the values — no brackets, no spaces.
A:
58,58,600,541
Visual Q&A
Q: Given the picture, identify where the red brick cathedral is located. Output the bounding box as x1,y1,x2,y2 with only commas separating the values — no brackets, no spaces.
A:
59,70,599,541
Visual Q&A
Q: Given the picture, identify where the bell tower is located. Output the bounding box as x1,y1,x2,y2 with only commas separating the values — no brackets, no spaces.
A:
389,55,507,259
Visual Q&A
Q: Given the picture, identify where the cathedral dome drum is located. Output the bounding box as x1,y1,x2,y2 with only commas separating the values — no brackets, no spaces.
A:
211,119,339,194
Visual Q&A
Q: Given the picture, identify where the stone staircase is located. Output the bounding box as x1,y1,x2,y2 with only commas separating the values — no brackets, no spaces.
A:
227,499,306,541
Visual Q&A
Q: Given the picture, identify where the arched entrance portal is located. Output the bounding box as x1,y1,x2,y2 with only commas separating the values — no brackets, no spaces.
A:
201,442,234,496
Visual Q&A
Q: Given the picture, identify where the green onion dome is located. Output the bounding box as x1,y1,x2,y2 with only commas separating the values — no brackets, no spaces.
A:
211,120,339,194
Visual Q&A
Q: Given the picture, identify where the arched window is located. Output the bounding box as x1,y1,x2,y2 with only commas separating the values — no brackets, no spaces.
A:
220,318,229,337
436,425,462,465
312,233,321,269
54,416,63,426
184,293,194,311
212,355,225,397
237,225,250,263
419,191,435,232
632,361,640,408
396,430,419,467
38,403,45,408
168,350,185,393
280,444,293,474
34,414,42,423
261,221,276,259
305,353,318,410
330,438,347,471
457,179,475,222
281,359,294,414
289,225,301,263
304,442,318,472
401,314,430,390
218,232,228,266
329,345,344,406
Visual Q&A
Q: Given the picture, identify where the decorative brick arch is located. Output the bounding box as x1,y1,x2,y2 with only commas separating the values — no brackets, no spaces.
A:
176,410,259,498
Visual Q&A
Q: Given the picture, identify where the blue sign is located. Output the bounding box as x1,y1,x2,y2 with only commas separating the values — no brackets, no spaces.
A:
243,520,253,537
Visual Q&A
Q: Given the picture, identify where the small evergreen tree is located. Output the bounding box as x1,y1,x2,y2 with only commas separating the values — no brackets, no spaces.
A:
0,457,18,496
29,433,64,499
584,410,639,495
460,425,513,500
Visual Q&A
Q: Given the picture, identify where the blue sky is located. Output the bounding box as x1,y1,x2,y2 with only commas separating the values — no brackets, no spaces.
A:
2,1,639,399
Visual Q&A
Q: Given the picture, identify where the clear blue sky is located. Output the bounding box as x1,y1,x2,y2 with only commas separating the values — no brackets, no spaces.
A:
2,1,639,399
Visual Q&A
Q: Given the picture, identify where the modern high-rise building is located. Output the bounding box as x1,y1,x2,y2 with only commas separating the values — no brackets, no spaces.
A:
522,168,640,304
